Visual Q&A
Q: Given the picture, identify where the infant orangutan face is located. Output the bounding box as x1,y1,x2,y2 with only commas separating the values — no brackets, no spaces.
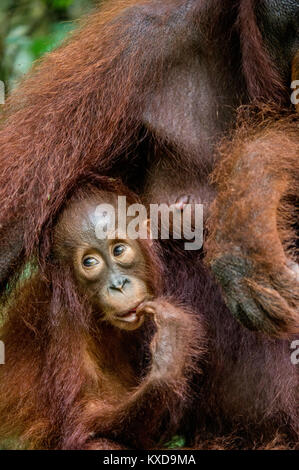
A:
54,195,153,331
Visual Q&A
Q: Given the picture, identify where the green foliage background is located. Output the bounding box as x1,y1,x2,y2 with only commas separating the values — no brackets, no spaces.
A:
0,0,99,92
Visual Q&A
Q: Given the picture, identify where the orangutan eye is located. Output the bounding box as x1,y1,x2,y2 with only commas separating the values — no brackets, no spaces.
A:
113,244,126,257
82,256,100,268
112,243,135,264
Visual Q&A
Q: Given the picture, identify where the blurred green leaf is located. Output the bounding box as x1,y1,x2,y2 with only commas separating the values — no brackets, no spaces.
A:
31,23,74,57
45,0,74,10
166,435,186,449
55,0,74,9
0,0,98,91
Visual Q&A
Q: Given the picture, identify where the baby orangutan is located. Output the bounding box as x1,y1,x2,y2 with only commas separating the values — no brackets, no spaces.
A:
54,188,157,332
0,180,203,450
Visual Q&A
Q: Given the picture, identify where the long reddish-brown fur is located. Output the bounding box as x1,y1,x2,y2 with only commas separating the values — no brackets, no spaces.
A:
0,181,203,450
0,0,290,267
0,0,298,450
206,109,299,336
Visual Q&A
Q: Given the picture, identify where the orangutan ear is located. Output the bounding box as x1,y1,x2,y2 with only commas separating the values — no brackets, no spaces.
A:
291,50,299,112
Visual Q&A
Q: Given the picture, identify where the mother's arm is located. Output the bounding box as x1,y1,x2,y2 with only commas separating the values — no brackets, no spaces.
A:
206,114,299,337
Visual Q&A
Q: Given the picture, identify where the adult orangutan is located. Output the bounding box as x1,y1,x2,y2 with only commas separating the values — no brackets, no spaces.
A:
0,0,298,449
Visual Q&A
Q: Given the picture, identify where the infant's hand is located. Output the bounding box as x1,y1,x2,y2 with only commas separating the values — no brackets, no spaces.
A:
137,299,187,380
136,300,158,319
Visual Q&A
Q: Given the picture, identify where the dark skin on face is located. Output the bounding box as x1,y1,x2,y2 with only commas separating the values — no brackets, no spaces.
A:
55,197,154,331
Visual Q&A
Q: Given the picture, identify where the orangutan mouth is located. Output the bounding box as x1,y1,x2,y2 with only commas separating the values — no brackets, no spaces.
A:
114,303,143,323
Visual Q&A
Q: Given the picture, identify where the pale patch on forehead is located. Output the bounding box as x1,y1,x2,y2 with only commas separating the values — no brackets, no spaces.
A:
81,200,126,242
93,203,117,241
60,194,129,246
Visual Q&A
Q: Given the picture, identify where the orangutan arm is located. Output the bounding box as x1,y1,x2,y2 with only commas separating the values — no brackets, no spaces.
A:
69,299,202,450
206,115,299,337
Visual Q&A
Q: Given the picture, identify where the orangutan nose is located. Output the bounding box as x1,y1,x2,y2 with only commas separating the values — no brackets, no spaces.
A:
109,276,129,292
